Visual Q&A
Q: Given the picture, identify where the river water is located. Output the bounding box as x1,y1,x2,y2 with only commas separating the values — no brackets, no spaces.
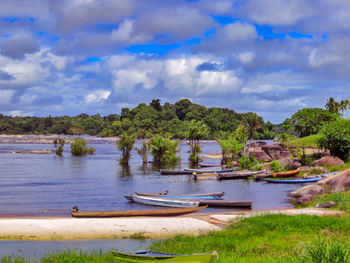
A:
0,140,300,258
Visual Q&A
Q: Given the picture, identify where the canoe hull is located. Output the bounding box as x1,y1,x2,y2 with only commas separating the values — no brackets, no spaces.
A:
71,205,207,218
128,195,200,208
263,177,323,184
135,191,225,197
272,168,300,178
111,250,218,263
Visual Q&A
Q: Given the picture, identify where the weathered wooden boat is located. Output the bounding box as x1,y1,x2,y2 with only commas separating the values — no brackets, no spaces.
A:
125,195,200,208
263,177,324,184
198,164,226,168
216,170,264,180
71,205,207,218
140,195,221,200
272,168,300,178
199,199,252,208
185,167,238,173
112,250,218,263
160,167,237,175
134,190,169,196
135,191,225,198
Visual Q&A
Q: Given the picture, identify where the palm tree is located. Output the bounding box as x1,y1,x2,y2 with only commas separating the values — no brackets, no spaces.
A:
116,133,136,165
185,120,209,165
340,99,349,119
244,112,263,142
325,97,340,114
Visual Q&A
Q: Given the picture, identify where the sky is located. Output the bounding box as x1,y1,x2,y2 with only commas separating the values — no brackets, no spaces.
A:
0,0,350,123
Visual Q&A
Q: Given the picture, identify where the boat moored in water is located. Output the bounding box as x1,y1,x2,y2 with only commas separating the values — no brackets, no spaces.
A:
125,195,201,208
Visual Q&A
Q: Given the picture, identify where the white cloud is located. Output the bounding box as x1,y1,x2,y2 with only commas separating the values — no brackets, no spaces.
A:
0,90,15,103
84,90,111,103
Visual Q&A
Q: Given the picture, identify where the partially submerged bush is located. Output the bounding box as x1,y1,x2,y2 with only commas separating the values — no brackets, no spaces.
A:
239,156,261,171
270,160,283,173
70,138,95,156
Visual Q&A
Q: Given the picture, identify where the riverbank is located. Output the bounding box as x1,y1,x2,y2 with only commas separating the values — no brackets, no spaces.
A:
0,208,343,240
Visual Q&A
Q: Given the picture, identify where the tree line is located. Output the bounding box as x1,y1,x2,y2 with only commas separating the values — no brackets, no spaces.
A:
0,99,276,140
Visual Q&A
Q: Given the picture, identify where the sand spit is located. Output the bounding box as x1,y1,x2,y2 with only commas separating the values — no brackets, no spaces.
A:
0,208,344,240
0,217,220,240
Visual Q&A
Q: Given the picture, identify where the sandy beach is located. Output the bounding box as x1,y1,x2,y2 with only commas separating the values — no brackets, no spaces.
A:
0,208,343,240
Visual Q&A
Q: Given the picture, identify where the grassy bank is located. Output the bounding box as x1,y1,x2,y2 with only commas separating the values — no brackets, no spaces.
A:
2,214,350,262
290,134,321,148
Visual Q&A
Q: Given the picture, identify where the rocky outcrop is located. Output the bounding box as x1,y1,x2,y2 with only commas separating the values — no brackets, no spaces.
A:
279,159,302,169
248,150,272,162
312,156,344,167
280,150,292,159
288,169,350,204
262,144,283,160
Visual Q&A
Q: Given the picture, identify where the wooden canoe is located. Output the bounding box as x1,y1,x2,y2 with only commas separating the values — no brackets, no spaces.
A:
160,167,237,175
272,168,300,178
263,177,323,184
111,250,218,263
126,195,200,208
71,205,207,218
197,164,226,168
216,171,264,180
199,200,252,208
135,191,225,198
134,190,169,196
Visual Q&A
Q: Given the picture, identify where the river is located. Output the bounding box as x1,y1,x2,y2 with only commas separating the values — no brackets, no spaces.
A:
0,140,300,258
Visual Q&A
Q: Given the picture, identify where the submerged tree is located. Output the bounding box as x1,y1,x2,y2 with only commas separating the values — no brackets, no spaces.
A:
53,138,65,155
148,135,180,165
135,141,149,164
70,138,96,156
217,136,243,166
116,133,136,165
185,120,209,165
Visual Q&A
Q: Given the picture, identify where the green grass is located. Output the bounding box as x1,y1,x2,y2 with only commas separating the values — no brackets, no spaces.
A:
2,215,350,262
290,135,321,148
324,161,350,172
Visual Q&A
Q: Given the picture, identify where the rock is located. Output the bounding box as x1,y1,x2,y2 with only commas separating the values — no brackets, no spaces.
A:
290,160,302,169
279,159,291,168
288,169,350,204
248,141,267,147
316,201,337,208
280,150,292,159
296,194,314,204
262,144,283,160
299,166,313,173
312,156,344,167
313,166,329,174
321,150,331,157
248,150,272,162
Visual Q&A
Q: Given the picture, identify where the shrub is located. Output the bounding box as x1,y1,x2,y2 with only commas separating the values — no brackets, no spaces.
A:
270,160,283,173
239,156,261,170
317,119,350,161
116,133,136,165
70,138,96,156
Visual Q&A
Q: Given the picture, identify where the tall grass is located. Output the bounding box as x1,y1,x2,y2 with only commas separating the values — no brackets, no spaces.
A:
290,135,321,148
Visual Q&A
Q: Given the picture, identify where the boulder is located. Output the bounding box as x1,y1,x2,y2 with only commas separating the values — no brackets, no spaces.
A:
316,201,337,208
321,150,331,157
288,169,350,204
299,166,313,173
290,160,302,169
248,141,267,147
262,144,283,160
312,156,344,167
248,150,272,162
280,150,292,159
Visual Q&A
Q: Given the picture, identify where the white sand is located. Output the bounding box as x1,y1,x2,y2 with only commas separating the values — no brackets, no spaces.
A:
0,217,220,240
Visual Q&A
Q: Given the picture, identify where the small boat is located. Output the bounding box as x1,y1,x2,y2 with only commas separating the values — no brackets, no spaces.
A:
125,195,201,208
134,190,169,196
184,168,238,173
128,195,220,200
216,170,264,180
199,200,252,208
71,205,207,218
198,164,226,168
272,168,300,178
135,191,225,198
263,177,323,184
111,250,218,263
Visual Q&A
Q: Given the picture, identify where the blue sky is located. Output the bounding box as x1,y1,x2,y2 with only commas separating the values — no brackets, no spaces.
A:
0,0,349,123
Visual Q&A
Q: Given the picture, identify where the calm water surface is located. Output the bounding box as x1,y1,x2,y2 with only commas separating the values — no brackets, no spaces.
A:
0,140,302,258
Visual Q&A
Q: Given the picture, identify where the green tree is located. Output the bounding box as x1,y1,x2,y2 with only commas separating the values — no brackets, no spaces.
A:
244,112,263,141
70,138,96,156
325,97,340,114
317,119,350,161
217,136,243,166
116,133,136,165
340,99,349,119
185,120,209,165
148,135,180,165
291,108,339,137
135,141,149,164
53,138,65,155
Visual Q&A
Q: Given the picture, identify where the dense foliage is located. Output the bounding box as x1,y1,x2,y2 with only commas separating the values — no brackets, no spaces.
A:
290,108,339,137
116,133,136,165
317,119,350,161
0,99,275,139
70,138,95,156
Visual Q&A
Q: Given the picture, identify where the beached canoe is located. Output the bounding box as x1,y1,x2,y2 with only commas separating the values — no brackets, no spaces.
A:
216,170,264,180
197,164,226,168
134,190,169,196
128,195,221,200
125,195,200,208
112,250,218,263
263,177,324,184
160,167,237,175
199,199,252,208
272,168,300,178
70,205,207,218
135,191,225,198
185,167,238,173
